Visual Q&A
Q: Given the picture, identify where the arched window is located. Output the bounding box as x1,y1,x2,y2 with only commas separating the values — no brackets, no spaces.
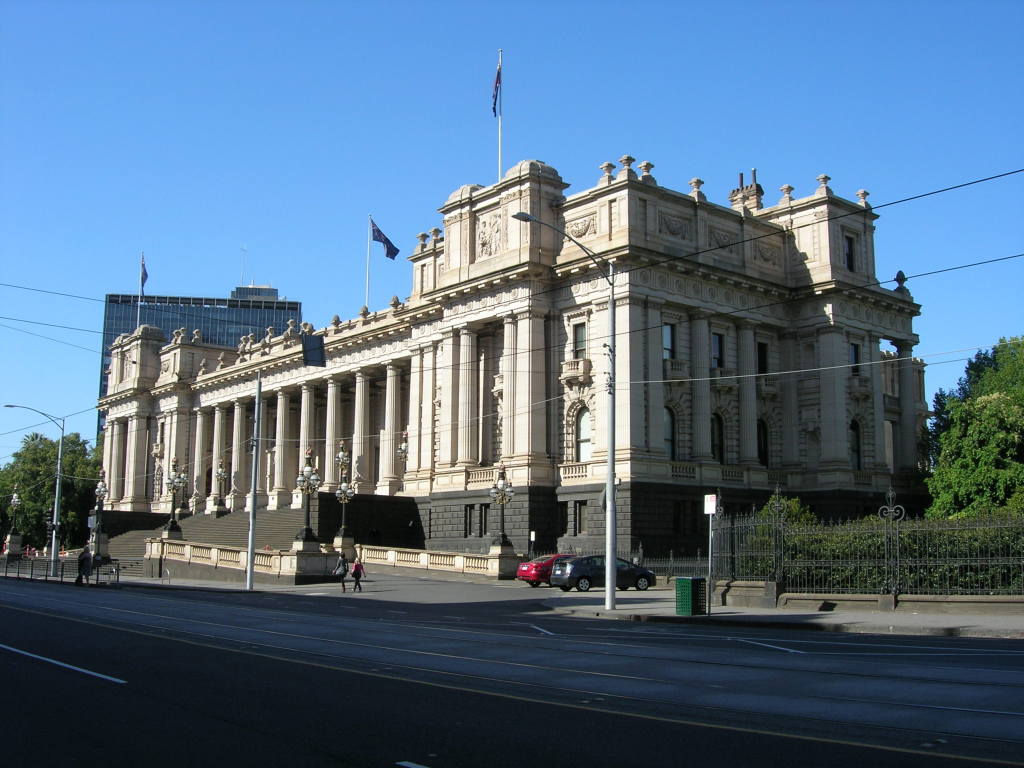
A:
711,414,725,464
849,420,862,471
575,408,592,462
664,408,677,461
757,419,770,467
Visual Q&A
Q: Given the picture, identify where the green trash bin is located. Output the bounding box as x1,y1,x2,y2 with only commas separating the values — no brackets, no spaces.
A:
675,576,707,616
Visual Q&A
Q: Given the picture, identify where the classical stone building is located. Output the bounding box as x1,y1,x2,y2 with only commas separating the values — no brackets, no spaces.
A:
98,156,927,556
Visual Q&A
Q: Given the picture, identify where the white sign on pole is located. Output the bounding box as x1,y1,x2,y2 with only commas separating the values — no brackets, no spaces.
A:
704,494,718,515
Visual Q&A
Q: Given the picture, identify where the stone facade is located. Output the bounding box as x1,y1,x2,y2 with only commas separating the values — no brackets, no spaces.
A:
99,157,927,556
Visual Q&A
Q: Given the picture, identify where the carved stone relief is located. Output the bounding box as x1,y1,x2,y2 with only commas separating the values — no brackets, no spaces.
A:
565,214,596,240
476,213,502,258
658,213,692,239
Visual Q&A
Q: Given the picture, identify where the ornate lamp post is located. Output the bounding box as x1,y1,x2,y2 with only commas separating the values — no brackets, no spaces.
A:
92,471,109,562
396,431,408,463
215,460,229,510
5,404,65,576
334,441,355,557
4,487,22,557
164,458,186,538
294,447,321,547
488,463,514,548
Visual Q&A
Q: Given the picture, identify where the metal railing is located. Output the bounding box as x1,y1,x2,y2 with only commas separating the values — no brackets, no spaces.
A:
1,555,121,586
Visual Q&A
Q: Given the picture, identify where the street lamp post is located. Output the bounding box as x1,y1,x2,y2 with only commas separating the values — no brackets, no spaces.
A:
5,487,22,557
510,212,619,610
164,458,185,538
215,460,229,513
92,471,108,562
334,441,355,558
294,447,321,549
5,404,66,576
488,463,514,548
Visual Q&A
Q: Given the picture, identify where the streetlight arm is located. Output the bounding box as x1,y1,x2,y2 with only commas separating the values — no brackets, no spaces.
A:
4,404,64,431
510,212,611,283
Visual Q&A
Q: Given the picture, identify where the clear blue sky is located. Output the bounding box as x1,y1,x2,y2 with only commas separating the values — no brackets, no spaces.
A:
2,0,1021,462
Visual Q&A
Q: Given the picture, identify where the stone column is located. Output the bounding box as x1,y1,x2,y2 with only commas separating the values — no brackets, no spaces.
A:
269,390,292,509
457,328,479,465
123,414,149,508
352,371,373,493
230,399,249,509
780,333,800,468
323,377,342,490
191,408,209,511
869,334,887,470
438,330,459,467
514,310,546,460
406,347,423,475
378,363,402,494
208,404,228,509
646,302,666,456
738,322,758,465
896,341,918,472
690,313,712,460
256,392,271,502
500,316,517,460
818,328,848,467
108,419,126,503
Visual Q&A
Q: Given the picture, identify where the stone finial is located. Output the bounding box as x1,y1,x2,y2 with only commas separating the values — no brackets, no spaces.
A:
216,351,226,370
638,161,657,185
359,305,370,318
856,189,871,208
417,232,429,249
191,328,202,344
894,270,910,296
330,315,341,330
816,173,832,196
779,184,795,205
689,177,706,202
599,161,616,185
390,295,401,309
430,227,442,244
617,155,637,180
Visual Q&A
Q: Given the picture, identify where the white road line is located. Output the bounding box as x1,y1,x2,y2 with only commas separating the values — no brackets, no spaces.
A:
736,639,805,654
396,762,432,767
0,642,126,684
529,624,555,635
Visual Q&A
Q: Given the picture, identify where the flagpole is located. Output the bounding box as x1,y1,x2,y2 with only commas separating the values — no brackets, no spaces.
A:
136,251,144,328
365,215,372,309
493,49,497,185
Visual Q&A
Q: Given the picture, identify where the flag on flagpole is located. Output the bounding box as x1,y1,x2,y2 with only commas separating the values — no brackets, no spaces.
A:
370,218,399,260
140,253,149,295
492,58,502,117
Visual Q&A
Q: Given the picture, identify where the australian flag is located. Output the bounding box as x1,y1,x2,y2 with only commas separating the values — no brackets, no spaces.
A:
370,218,399,260
492,61,502,117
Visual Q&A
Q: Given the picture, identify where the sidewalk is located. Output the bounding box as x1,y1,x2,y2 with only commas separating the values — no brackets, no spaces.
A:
542,588,1024,639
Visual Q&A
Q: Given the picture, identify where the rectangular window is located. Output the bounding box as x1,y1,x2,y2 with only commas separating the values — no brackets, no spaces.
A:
850,343,861,376
711,333,725,369
757,342,769,375
479,503,490,536
574,500,587,535
662,323,676,360
844,235,856,271
464,504,474,537
572,323,587,359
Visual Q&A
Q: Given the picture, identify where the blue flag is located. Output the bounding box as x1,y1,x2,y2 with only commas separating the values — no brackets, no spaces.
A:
370,219,399,260
140,253,148,295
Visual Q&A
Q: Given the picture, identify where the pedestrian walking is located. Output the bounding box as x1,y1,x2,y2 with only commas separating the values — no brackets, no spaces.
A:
75,546,93,586
333,553,349,592
351,558,365,591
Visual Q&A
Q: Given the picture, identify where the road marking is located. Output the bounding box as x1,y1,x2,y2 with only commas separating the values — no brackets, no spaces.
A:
396,762,432,767
736,639,805,654
0,642,126,684
512,623,554,635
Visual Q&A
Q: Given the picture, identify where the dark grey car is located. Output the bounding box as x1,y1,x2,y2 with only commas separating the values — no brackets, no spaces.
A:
549,555,655,592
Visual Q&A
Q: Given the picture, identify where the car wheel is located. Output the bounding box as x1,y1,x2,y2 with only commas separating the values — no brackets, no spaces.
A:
635,576,650,591
576,576,592,592
528,581,540,588
559,585,571,592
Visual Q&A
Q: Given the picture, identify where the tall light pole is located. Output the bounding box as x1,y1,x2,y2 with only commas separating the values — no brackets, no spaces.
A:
295,447,321,546
165,458,186,538
334,441,355,558
92,471,108,562
510,212,618,610
488,463,514,548
5,404,65,576
5,487,21,557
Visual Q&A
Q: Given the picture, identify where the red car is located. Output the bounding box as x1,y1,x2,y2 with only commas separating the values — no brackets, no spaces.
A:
516,554,574,587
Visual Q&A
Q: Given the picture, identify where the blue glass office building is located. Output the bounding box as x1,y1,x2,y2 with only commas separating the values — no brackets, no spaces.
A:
98,286,301,428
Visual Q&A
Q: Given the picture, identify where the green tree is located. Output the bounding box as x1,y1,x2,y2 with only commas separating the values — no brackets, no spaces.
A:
0,432,101,549
926,392,1024,518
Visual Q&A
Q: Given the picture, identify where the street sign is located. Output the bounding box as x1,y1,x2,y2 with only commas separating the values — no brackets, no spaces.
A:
704,494,718,515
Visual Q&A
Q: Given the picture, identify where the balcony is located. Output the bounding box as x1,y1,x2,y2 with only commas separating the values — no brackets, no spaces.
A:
710,367,738,391
663,359,690,382
560,358,593,388
559,462,590,481
757,376,779,398
848,374,872,400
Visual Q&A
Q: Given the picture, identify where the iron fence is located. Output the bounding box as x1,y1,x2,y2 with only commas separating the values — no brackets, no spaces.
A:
1,555,121,586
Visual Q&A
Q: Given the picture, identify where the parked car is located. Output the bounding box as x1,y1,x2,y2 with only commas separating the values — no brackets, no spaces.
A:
549,555,655,592
516,553,574,587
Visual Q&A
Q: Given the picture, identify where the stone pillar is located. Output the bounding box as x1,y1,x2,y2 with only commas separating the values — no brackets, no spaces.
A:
109,419,126,503
208,404,228,509
123,414,149,508
230,399,249,509
438,330,459,467
352,371,373,493
646,302,666,456
500,316,517,460
818,328,848,467
738,322,758,465
269,390,292,509
323,377,342,490
256,392,271,502
869,334,887,470
514,310,546,460
191,408,209,511
406,347,423,475
457,328,479,466
896,341,918,472
690,313,712,460
378,363,402,494
780,333,800,468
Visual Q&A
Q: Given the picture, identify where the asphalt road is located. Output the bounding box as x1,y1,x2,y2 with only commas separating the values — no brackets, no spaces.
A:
2,572,1023,767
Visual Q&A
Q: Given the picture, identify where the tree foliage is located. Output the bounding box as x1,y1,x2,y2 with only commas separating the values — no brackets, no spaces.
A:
926,337,1024,518
0,432,101,549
